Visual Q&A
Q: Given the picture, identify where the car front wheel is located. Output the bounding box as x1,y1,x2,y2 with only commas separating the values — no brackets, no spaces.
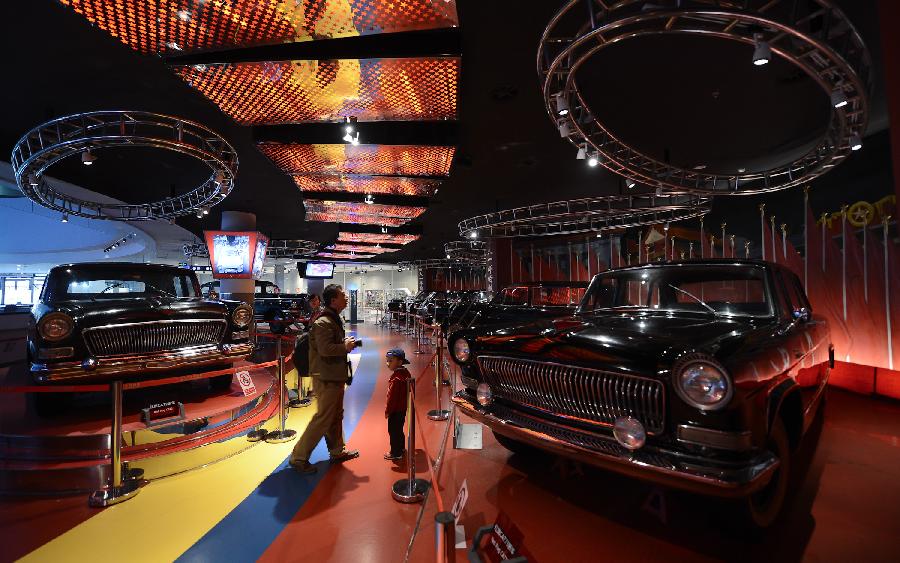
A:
742,417,791,528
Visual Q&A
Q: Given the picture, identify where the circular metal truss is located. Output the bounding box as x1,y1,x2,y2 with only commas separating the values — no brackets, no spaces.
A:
397,259,487,271
459,193,710,238
11,111,238,220
183,239,319,258
444,240,490,263
539,0,872,195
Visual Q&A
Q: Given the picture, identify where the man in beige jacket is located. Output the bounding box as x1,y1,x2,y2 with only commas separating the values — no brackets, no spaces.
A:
290,284,360,473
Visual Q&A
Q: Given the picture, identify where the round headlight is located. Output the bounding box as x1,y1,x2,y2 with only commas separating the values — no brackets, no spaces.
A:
232,304,253,328
613,416,646,450
38,312,74,342
476,382,493,406
452,338,471,363
675,359,732,411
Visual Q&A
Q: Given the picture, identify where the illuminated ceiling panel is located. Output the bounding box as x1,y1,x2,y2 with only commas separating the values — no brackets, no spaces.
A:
338,232,420,245
259,144,455,176
329,243,394,254
293,174,440,196
175,58,459,124
58,0,459,55
316,252,375,260
305,200,426,226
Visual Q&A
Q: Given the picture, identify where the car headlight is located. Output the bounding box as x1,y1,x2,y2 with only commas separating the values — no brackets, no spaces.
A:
674,359,732,411
452,338,471,363
232,304,253,328
38,312,74,342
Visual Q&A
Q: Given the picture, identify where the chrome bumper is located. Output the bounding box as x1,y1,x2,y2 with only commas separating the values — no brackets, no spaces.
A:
452,392,779,498
31,342,254,383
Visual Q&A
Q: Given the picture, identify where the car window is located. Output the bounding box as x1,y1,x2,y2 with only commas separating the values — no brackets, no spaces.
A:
780,270,810,315
60,270,198,299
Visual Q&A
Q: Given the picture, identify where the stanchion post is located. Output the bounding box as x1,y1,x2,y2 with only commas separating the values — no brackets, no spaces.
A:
414,315,425,354
428,331,450,421
392,378,429,503
289,333,311,409
435,511,456,563
266,337,297,443
89,380,141,507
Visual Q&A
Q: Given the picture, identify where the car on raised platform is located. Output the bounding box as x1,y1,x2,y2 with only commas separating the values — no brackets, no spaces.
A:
449,260,832,527
446,281,588,333
202,280,312,334
29,263,254,394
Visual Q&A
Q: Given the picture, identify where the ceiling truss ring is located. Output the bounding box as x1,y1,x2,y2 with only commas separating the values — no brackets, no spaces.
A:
11,111,238,220
538,0,872,196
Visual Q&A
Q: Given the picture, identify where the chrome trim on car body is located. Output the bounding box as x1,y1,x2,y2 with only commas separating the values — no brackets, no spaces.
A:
31,342,253,382
475,355,666,434
676,425,753,451
82,319,227,357
452,392,778,498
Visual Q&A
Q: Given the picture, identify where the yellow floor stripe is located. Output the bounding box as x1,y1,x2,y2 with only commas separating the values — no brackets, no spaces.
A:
19,367,322,563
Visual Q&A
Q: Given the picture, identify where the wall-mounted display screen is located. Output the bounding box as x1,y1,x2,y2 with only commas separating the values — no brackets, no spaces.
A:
305,262,335,279
204,231,268,279
252,237,269,277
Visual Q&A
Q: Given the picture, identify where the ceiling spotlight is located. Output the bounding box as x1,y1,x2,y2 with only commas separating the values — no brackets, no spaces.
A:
596,232,602,238
381,226,388,233
587,152,599,167
166,41,183,51
196,210,204,218
364,194,374,205
752,33,771,66
81,150,97,166
831,87,848,109
576,143,587,160
61,213,68,223
469,231,478,239
664,223,670,232
557,118,571,138
446,253,451,259
342,131,354,143
350,131,360,146
626,179,636,189
214,170,226,184
554,92,569,116
28,174,40,186
849,132,862,151
737,167,746,173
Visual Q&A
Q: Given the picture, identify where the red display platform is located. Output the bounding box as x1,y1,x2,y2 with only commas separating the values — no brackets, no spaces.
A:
0,360,279,494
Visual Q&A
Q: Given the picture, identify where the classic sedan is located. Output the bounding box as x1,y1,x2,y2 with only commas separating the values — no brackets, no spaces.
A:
447,281,588,333
449,260,831,527
29,263,254,392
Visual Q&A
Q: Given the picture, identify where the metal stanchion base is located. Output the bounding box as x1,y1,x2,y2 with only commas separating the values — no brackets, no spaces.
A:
247,429,268,442
289,397,312,408
265,429,297,443
427,409,450,421
89,479,141,507
391,478,430,503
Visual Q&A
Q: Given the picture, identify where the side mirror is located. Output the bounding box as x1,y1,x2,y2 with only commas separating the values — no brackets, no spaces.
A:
792,307,810,322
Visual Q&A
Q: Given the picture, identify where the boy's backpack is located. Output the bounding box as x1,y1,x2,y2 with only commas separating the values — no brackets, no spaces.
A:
293,331,310,375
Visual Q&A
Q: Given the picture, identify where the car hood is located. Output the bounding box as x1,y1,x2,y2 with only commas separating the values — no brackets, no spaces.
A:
470,311,768,373
54,297,227,326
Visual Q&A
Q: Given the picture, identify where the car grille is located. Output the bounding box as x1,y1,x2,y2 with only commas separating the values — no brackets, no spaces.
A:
477,355,665,434
84,320,226,357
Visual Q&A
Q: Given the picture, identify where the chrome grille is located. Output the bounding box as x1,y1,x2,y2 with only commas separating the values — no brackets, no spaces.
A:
83,320,226,357
477,356,665,434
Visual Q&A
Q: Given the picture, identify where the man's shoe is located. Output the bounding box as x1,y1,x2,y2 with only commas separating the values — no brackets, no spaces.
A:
289,460,317,474
383,452,403,461
329,449,360,463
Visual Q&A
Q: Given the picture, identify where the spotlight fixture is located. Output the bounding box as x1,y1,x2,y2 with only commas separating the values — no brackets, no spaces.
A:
364,194,374,204
554,92,569,116
202,207,209,215
381,226,388,234
28,174,40,186
752,33,771,66
849,132,862,151
737,167,746,173
446,253,451,259
81,150,97,166
61,213,68,223
831,87,848,109
596,232,602,238
469,231,478,239
576,143,587,160
626,179,636,189
557,118,571,138
587,152,599,167
664,223,670,232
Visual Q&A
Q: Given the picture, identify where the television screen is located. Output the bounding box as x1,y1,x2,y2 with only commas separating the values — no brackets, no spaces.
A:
252,236,269,278
305,262,334,279
212,234,251,276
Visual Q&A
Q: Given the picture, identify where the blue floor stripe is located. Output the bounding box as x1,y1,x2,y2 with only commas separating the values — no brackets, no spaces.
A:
176,331,378,563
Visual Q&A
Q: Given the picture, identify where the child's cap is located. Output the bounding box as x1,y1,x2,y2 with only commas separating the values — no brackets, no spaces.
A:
386,348,411,364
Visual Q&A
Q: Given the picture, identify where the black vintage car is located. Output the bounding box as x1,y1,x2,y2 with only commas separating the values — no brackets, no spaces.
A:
202,280,312,334
448,281,588,332
29,263,254,395
449,260,832,527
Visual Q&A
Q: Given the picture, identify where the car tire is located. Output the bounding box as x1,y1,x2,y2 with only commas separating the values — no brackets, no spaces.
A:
741,417,791,528
492,430,539,456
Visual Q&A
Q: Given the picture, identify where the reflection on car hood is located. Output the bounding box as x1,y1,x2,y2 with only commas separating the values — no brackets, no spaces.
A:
54,298,227,327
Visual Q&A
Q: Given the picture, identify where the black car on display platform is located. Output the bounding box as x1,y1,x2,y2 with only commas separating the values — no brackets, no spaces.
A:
447,281,588,333
202,280,312,333
449,260,832,527
29,263,254,396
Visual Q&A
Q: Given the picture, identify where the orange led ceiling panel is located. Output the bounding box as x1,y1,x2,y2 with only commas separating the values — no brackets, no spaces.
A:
316,252,375,260
330,243,394,254
58,0,459,55
305,200,426,226
175,58,459,124
293,174,440,196
259,144,455,176
338,232,420,245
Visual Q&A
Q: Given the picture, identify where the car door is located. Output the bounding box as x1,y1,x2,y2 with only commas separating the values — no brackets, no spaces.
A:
777,269,827,414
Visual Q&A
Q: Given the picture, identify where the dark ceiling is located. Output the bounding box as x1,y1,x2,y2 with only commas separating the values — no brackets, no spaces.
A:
0,1,892,262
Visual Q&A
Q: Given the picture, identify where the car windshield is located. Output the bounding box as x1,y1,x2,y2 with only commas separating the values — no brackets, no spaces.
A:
57,268,199,299
579,265,773,318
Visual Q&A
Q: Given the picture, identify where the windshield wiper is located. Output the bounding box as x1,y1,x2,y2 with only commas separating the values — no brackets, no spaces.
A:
667,284,719,317
92,282,128,300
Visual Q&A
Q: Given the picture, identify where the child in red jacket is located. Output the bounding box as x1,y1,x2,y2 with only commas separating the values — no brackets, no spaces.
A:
384,348,412,461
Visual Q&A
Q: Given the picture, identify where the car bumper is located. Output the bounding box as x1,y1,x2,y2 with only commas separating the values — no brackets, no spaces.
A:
452,392,779,498
31,342,254,383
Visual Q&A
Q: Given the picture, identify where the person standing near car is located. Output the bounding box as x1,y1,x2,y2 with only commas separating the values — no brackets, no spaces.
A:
290,284,360,473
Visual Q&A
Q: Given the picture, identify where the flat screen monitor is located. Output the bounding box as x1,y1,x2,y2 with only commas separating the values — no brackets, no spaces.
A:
305,262,334,279
204,230,268,279
252,237,269,277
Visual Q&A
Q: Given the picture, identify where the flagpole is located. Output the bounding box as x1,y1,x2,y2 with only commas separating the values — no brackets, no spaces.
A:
730,235,735,259
721,222,727,258
770,215,777,264
863,220,868,303
841,205,848,324
586,236,591,279
781,224,788,260
639,230,643,263
803,186,809,291
671,236,676,261
744,241,751,259
885,216,893,371
700,218,705,259
759,204,766,260
689,242,694,259
710,235,716,258
821,213,827,272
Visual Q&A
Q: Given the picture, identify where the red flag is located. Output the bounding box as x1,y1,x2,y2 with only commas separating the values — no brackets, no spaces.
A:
842,223,883,367
700,222,709,258
777,225,804,278
884,225,900,370
762,218,776,264
806,205,852,362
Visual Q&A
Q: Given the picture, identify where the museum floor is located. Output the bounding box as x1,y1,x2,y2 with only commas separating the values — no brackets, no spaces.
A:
2,323,900,563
